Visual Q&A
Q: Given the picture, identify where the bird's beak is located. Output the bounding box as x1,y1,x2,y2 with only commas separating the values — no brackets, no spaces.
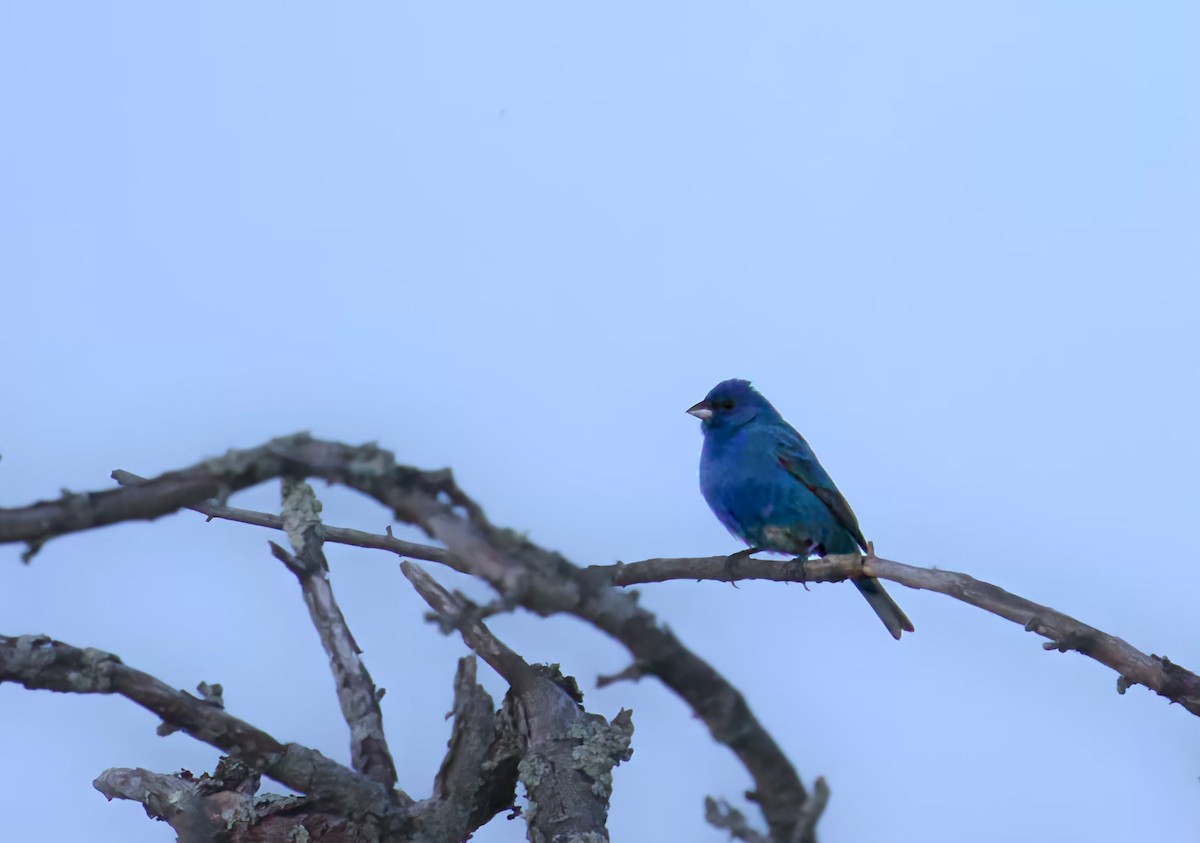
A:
686,400,713,420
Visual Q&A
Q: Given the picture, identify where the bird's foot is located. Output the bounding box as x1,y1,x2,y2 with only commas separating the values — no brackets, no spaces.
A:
722,547,761,587
787,540,826,591
790,555,811,591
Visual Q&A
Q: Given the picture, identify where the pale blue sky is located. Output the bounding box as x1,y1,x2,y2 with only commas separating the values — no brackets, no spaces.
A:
2,3,1198,842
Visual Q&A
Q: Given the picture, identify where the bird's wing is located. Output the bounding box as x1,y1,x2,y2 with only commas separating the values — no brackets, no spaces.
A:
771,425,868,552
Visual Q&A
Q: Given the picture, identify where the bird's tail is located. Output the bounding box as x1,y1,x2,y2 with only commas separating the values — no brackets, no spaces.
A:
854,577,914,640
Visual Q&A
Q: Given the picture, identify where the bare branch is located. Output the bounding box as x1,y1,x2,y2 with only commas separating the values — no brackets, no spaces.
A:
409,656,522,842
95,760,391,843
587,549,1200,717
111,469,451,565
2,436,822,841
94,661,523,843
0,634,402,818
274,479,397,787
390,488,813,842
432,657,497,802
404,562,633,843
1,436,307,549
94,767,217,843
402,562,536,690
590,554,822,588
9,434,1186,841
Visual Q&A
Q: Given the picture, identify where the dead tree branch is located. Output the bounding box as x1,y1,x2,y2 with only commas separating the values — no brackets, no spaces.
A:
272,478,397,786
410,656,521,842
0,434,812,840
4,434,1187,840
94,767,219,843
2,630,534,841
585,548,1200,717
95,758,385,843
0,634,401,818
403,562,633,843
111,469,447,563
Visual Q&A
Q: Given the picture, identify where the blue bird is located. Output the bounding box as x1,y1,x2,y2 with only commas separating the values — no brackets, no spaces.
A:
688,379,913,639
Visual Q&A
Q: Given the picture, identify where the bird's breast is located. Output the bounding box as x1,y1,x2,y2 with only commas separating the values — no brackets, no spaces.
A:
698,429,845,554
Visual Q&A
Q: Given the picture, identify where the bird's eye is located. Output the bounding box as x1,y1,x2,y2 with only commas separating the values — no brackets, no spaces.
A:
721,400,735,410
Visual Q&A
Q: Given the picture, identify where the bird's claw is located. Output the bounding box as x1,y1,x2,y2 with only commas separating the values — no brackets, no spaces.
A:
790,555,811,591
722,547,761,588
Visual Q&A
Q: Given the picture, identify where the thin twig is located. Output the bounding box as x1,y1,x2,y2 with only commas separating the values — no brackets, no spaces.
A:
111,469,453,566
586,548,1200,717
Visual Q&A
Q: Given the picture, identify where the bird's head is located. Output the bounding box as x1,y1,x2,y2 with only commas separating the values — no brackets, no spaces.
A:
687,379,775,432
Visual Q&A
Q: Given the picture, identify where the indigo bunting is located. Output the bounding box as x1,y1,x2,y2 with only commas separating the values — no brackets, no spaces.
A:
688,379,913,639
